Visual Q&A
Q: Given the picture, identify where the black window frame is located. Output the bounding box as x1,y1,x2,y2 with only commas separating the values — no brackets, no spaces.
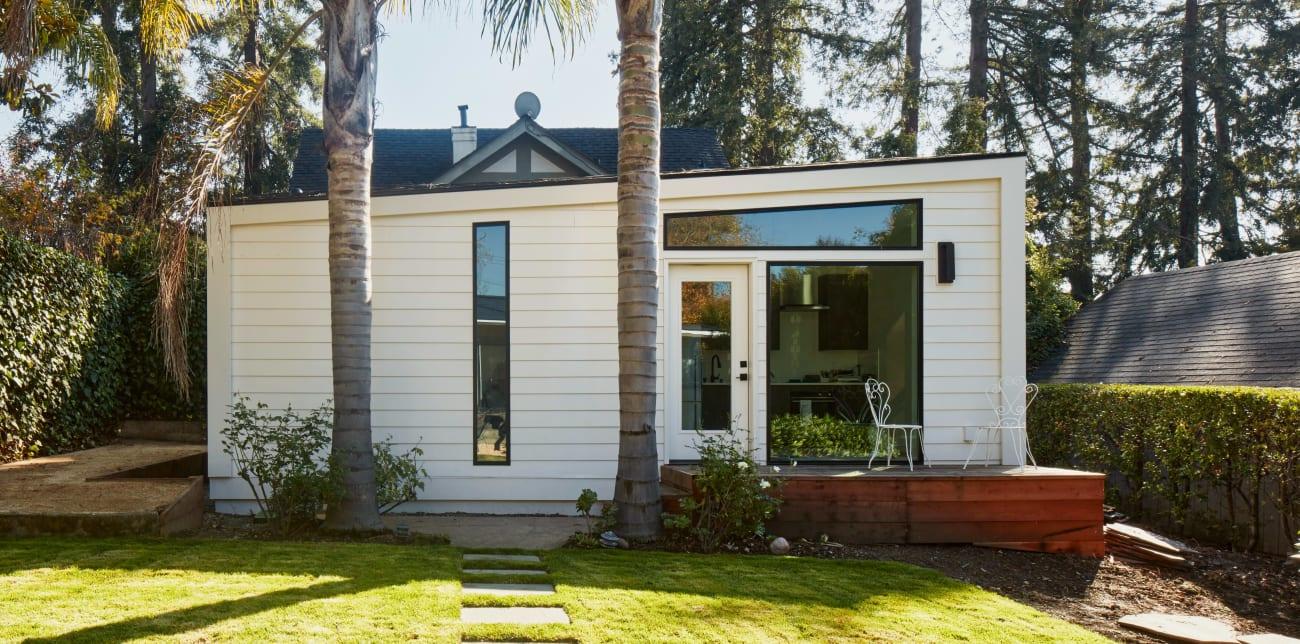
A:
472,221,511,466
764,260,925,465
663,198,924,251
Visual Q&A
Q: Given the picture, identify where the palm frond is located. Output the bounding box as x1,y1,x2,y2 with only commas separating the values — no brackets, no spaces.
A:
155,9,321,389
2,0,37,61
480,0,596,66
71,22,121,130
140,0,208,59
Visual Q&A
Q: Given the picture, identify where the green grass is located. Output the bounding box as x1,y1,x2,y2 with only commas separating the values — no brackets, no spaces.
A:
0,537,1107,643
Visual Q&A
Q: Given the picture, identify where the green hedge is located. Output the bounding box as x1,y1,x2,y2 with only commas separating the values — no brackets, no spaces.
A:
106,233,206,419
0,231,204,463
1030,384,1300,552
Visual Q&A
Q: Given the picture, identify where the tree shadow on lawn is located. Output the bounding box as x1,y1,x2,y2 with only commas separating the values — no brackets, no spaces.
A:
0,537,460,643
0,538,1083,643
540,549,1099,641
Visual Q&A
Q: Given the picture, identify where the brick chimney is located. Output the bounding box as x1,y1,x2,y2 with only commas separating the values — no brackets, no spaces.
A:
451,104,476,163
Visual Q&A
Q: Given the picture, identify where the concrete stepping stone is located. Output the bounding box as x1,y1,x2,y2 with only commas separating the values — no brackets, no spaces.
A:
460,607,570,624
463,553,541,563
1119,613,1237,643
1239,636,1300,644
461,583,556,596
462,568,547,576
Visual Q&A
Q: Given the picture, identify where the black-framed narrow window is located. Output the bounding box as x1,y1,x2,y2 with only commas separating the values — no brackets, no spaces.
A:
473,222,510,465
664,199,921,250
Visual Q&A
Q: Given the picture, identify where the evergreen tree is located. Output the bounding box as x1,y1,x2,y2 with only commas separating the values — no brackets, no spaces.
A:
660,0,872,166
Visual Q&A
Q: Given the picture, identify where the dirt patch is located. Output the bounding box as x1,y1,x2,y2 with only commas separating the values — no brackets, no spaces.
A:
790,538,1299,642
197,512,449,546
0,441,205,514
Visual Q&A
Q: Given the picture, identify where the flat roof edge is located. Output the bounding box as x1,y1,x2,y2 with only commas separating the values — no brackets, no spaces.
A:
215,151,1026,208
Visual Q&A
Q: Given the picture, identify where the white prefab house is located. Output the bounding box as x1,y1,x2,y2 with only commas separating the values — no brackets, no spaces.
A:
207,149,1031,516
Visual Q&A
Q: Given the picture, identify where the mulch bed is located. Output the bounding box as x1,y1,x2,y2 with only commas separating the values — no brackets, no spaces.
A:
196,512,448,546
789,538,1299,642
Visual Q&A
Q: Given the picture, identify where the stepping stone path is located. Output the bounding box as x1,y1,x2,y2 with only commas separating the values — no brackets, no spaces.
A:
458,551,569,640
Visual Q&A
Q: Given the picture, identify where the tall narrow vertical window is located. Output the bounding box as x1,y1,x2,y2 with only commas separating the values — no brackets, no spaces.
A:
473,223,509,464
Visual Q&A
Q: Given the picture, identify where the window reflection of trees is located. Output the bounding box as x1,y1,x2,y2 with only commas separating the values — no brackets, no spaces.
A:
666,202,917,248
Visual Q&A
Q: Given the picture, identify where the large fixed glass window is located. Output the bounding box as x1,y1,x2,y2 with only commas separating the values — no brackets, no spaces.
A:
665,200,920,250
473,223,509,465
767,263,921,462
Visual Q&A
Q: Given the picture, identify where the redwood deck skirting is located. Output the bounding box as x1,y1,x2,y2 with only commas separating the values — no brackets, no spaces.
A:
661,464,1105,556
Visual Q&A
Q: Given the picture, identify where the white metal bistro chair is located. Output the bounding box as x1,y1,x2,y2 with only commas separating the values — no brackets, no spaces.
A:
963,377,1039,469
865,378,924,471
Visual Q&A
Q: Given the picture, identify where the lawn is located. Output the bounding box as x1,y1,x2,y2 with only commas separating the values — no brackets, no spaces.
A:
0,537,1107,643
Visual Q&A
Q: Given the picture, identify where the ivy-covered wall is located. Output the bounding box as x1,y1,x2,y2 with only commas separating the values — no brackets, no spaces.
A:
0,231,204,463
1030,384,1300,554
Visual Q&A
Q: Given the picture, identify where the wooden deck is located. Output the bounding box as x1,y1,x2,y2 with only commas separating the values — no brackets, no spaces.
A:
661,463,1105,556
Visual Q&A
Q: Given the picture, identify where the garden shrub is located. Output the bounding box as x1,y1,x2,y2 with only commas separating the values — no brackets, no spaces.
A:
105,231,206,420
663,428,783,552
222,397,432,533
221,397,343,535
374,439,428,513
1030,384,1300,552
0,232,128,461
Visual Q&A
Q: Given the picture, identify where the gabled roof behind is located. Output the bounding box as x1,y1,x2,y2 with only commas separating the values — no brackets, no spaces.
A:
288,126,728,194
1032,251,1300,387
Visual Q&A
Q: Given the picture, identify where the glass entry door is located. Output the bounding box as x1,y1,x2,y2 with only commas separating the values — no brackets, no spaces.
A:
668,264,750,461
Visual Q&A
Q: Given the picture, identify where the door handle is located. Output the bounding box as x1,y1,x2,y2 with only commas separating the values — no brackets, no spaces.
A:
737,373,748,381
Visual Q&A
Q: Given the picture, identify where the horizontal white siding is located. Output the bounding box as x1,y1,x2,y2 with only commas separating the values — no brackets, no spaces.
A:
210,163,1023,511
222,208,632,505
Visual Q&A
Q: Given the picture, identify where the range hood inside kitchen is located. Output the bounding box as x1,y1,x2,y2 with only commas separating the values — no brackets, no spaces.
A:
780,273,829,311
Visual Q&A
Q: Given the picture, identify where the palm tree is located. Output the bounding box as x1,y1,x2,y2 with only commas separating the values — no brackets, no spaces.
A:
612,0,663,540
164,0,594,531
0,0,124,130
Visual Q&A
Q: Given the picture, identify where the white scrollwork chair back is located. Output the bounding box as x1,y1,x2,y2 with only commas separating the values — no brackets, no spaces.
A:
865,378,893,427
982,377,1039,468
987,377,1038,428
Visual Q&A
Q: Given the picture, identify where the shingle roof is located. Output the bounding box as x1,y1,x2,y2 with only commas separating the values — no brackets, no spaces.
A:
1032,251,1300,387
288,126,728,194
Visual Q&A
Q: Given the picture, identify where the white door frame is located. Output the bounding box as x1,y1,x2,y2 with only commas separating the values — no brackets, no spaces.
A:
665,263,751,462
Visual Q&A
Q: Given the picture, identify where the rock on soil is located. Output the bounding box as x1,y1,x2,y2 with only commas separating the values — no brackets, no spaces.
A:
1118,613,1237,643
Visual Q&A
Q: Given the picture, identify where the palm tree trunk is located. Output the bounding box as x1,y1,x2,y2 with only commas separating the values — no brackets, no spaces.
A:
614,0,663,541
1177,0,1200,268
320,0,383,533
902,0,922,156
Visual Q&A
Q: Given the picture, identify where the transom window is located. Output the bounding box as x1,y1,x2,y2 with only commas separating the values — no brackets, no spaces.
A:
664,199,921,250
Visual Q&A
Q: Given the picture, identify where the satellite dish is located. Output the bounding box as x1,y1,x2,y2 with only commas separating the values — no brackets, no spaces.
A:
514,92,541,120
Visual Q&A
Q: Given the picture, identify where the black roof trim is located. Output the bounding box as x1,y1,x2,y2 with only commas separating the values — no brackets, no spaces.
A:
219,151,1026,207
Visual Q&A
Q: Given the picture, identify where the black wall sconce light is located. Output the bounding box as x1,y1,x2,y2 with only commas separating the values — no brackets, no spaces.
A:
938,241,956,284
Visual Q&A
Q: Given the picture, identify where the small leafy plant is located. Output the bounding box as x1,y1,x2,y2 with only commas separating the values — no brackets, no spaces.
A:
222,396,342,535
663,422,783,552
571,488,618,548
374,439,428,514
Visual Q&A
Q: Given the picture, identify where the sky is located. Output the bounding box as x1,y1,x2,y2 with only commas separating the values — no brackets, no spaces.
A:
0,5,624,138
0,4,968,148
370,6,622,129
